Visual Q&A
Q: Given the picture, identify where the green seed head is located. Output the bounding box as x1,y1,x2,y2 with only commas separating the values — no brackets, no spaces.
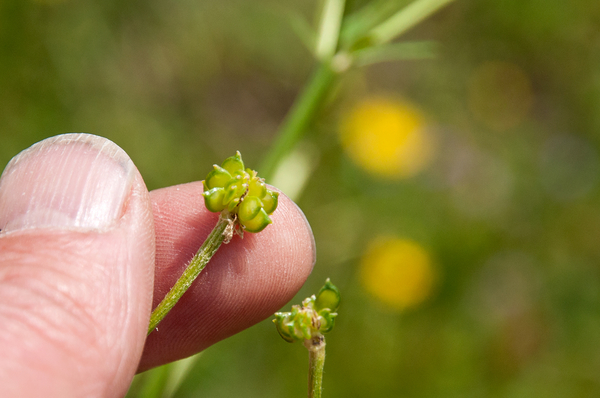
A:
273,279,340,343
202,151,278,233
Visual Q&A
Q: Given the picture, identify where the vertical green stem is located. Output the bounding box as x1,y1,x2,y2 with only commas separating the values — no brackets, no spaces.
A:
147,215,231,335
304,336,326,398
260,63,337,180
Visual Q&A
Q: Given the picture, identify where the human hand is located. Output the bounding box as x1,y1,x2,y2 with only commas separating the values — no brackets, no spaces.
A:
0,134,315,397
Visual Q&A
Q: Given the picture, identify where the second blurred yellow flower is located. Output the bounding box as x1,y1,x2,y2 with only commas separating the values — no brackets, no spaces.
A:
361,237,436,311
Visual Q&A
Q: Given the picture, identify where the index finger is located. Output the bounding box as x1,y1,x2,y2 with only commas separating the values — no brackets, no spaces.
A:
139,182,315,371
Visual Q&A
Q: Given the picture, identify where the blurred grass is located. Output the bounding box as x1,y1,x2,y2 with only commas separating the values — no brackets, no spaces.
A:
2,0,600,397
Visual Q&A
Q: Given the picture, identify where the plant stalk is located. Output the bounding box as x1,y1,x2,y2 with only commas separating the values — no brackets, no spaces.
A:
260,63,336,181
147,215,231,335
304,336,326,398
315,0,346,60
369,0,455,45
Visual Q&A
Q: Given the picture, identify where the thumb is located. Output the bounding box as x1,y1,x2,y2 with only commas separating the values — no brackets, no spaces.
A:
0,134,155,397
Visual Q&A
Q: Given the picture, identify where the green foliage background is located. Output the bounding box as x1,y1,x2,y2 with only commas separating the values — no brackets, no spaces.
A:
2,0,600,397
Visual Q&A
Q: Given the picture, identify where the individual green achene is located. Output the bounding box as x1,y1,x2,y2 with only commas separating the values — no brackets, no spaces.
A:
273,279,340,398
148,151,278,335
202,151,279,233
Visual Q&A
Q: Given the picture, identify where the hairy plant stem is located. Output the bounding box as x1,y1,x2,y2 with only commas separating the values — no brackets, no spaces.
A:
304,336,326,398
260,63,336,181
148,214,231,335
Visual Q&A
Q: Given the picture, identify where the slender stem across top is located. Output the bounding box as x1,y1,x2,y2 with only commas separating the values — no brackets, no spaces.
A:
304,336,326,398
147,214,231,335
369,0,455,45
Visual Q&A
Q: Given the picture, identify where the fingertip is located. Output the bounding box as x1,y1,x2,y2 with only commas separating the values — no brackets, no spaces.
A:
249,188,316,298
140,182,315,370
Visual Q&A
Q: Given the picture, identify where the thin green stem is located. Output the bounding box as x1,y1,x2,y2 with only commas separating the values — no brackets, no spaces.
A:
369,0,455,45
304,336,326,398
315,0,346,60
260,63,336,181
147,215,231,335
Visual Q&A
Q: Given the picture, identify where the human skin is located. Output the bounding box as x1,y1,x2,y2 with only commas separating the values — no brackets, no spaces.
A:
0,134,315,397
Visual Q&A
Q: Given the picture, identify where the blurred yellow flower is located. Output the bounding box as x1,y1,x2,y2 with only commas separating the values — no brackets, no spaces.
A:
361,237,436,310
339,96,435,179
